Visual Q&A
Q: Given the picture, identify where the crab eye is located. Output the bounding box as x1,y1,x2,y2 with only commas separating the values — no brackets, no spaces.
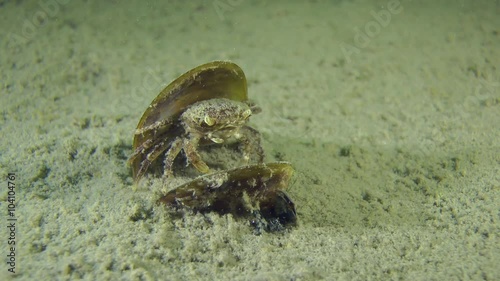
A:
242,109,252,119
204,115,215,126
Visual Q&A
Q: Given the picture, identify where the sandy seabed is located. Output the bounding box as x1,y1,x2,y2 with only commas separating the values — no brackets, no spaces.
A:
1,0,499,280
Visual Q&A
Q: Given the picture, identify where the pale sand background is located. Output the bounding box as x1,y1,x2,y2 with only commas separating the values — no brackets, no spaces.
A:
1,0,499,280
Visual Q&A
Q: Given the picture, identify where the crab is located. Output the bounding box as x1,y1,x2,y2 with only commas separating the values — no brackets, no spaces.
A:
131,98,264,179
129,61,265,182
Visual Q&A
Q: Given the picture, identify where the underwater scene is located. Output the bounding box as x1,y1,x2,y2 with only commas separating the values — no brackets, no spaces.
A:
1,0,499,280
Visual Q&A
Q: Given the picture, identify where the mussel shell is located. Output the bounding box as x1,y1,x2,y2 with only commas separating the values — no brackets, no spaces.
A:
158,162,297,228
258,190,297,230
131,61,248,179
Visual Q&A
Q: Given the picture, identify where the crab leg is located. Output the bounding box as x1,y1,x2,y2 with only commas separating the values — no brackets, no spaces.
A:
239,125,265,164
183,136,210,174
134,140,170,181
162,137,183,178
